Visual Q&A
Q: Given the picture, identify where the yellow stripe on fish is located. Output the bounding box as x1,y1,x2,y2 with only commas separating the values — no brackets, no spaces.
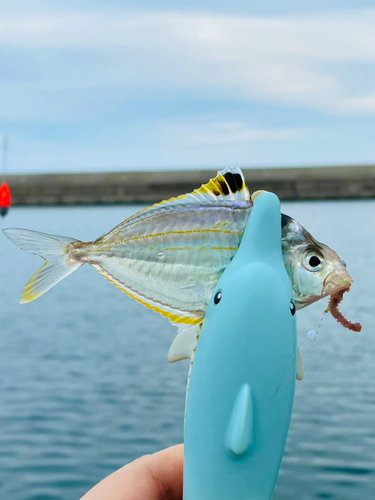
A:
93,264,203,326
92,229,243,253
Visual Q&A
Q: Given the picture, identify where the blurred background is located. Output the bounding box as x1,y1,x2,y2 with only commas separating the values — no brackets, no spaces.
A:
0,1,375,499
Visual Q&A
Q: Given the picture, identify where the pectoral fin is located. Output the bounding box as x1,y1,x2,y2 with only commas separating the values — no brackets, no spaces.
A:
167,324,202,363
296,345,304,381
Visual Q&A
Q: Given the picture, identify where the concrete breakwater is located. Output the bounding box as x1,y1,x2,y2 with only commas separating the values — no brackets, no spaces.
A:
4,165,375,206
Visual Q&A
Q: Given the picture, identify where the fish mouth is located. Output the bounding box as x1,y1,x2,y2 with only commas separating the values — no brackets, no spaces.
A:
296,268,354,310
322,269,353,298
322,269,361,332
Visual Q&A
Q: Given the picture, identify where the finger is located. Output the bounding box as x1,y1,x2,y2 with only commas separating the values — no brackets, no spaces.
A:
80,444,184,500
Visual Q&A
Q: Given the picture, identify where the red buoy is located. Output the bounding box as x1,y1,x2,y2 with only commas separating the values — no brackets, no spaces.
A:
0,182,11,216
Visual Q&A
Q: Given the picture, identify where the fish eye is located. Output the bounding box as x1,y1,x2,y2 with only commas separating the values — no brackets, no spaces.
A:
214,290,222,304
309,256,321,267
290,301,296,315
302,252,323,272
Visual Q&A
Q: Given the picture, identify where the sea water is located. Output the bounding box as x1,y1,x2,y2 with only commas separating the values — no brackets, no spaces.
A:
0,201,374,500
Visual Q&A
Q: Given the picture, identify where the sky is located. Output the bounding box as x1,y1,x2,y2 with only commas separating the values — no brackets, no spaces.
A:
1,1,375,173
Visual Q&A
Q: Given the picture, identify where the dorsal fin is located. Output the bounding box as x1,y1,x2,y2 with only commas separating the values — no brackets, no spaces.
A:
189,166,250,204
123,166,250,225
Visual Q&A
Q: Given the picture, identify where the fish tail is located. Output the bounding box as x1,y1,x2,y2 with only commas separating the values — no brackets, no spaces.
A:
3,228,83,303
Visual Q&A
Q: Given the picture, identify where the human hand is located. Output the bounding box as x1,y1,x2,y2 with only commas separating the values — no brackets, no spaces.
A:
80,444,183,500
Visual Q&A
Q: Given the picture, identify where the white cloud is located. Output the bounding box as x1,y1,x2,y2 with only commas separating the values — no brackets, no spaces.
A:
174,121,299,145
342,93,375,113
4,116,304,173
0,8,375,120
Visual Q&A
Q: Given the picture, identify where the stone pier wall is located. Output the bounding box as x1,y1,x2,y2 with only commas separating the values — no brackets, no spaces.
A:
4,165,375,206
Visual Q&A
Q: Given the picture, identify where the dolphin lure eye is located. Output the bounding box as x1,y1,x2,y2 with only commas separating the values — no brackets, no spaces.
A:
302,252,323,272
213,290,222,304
290,301,296,315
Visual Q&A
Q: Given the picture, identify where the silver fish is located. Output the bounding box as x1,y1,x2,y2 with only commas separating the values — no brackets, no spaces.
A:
4,167,352,329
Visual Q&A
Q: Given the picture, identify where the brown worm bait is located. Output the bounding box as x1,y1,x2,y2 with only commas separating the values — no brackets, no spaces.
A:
325,289,362,332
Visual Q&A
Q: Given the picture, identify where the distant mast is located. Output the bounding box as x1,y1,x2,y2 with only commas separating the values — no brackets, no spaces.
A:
0,136,11,217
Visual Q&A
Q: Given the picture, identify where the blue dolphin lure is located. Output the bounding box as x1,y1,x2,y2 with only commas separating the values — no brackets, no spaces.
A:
184,192,297,500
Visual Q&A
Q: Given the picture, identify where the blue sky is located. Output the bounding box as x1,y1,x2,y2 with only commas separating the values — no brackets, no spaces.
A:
1,1,375,173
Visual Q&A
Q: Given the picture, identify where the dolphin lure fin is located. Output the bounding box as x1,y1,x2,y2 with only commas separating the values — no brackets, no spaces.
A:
296,345,304,381
225,384,253,456
168,324,202,363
